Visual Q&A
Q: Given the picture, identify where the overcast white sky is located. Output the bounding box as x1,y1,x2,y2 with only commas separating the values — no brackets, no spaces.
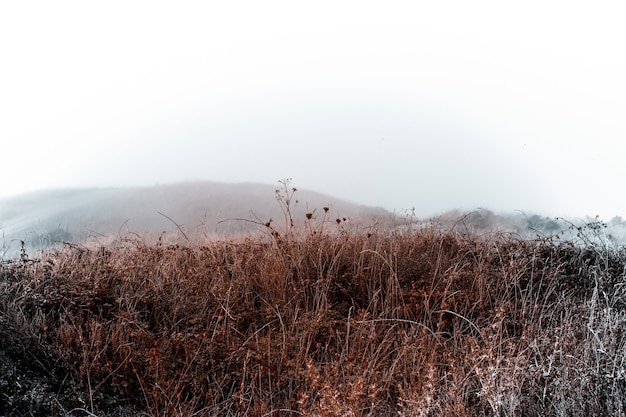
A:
1,1,625,219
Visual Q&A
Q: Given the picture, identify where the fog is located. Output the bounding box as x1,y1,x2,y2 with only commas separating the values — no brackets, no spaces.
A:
1,2,625,220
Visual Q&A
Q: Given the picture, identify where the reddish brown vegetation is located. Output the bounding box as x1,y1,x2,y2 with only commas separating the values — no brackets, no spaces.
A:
1,223,626,416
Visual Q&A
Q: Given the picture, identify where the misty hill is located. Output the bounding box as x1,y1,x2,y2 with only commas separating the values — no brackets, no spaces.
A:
0,181,389,258
2,182,625,260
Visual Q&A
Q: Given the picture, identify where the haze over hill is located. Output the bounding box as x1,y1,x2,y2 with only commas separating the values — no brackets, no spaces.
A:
2,3,625,221
2,181,625,261
0,181,389,258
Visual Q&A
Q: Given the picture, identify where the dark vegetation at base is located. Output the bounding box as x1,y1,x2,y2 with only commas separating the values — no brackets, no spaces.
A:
1,218,625,416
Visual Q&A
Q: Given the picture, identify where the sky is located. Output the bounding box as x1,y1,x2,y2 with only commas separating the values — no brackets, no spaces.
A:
1,1,625,219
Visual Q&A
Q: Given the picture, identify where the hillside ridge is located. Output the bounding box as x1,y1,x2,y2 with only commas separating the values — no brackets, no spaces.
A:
0,181,388,257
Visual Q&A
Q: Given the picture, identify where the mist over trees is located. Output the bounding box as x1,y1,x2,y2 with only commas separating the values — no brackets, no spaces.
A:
431,208,626,248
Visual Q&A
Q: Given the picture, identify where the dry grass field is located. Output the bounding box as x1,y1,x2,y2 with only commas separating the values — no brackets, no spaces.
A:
1,186,625,416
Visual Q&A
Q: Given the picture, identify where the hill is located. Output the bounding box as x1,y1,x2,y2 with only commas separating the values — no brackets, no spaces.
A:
0,181,389,258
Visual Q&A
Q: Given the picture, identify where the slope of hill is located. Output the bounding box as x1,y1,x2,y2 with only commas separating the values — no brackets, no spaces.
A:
0,181,388,258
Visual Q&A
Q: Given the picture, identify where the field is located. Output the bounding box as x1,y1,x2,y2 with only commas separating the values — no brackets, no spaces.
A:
1,191,625,416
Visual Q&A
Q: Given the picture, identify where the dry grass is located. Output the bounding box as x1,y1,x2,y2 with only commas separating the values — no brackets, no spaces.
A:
1,196,626,416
